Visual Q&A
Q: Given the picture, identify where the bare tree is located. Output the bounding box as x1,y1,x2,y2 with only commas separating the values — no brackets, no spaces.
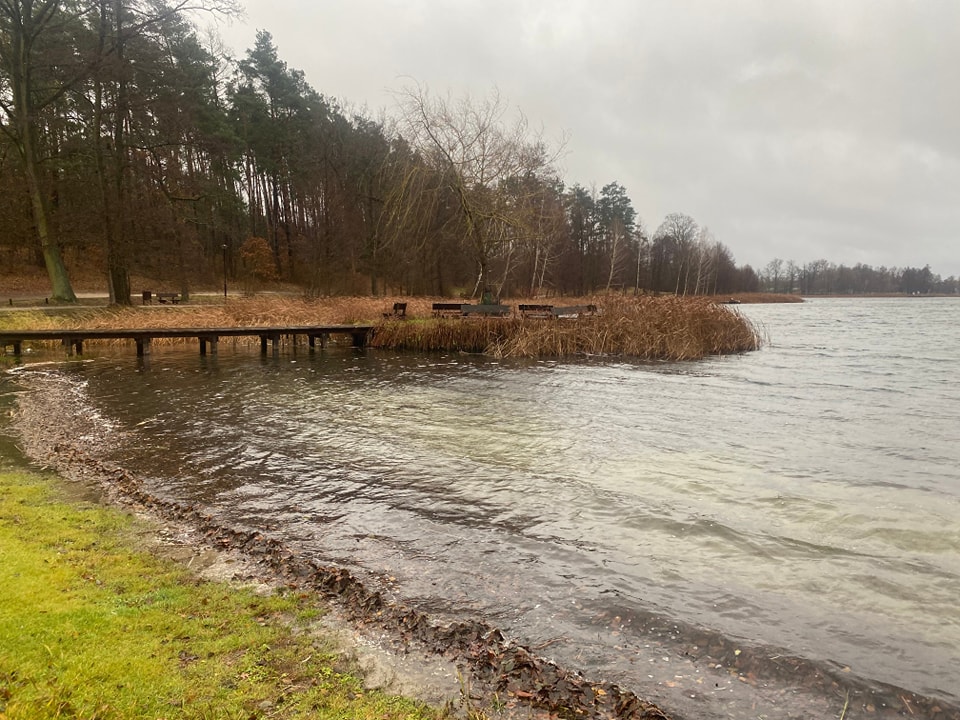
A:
763,257,784,293
652,212,699,294
395,83,560,297
693,226,716,294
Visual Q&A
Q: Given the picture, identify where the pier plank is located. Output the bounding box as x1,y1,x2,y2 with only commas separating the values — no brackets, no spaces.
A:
0,325,374,357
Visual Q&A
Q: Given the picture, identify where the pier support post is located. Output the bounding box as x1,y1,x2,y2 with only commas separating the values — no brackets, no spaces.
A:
351,330,368,348
62,338,82,356
199,336,219,356
259,333,280,354
136,337,152,357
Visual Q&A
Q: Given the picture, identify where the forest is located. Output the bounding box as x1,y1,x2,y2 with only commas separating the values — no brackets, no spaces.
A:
1,1,954,304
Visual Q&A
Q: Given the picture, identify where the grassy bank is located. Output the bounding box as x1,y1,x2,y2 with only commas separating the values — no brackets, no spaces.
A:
0,468,440,720
0,294,761,361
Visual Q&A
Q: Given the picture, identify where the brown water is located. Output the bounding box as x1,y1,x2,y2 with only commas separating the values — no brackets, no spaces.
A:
6,298,959,719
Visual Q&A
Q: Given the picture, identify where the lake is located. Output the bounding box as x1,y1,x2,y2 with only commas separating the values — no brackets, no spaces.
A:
6,297,959,719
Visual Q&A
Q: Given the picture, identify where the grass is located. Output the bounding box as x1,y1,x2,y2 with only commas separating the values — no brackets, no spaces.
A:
0,468,441,720
1,294,762,361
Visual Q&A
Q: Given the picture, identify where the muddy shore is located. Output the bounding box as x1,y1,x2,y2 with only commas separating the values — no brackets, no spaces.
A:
6,368,959,720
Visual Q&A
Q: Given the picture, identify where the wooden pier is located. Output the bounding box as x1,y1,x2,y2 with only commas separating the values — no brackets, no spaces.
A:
0,325,375,358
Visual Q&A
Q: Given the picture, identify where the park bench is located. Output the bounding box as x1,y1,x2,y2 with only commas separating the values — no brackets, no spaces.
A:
142,290,180,305
518,304,554,318
383,302,407,319
432,302,466,317
552,304,597,318
462,304,511,317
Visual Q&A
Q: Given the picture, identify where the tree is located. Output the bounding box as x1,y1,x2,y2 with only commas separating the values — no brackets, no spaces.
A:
597,181,637,291
0,0,91,300
652,212,699,294
900,265,934,295
763,258,784,293
562,184,599,294
396,84,559,297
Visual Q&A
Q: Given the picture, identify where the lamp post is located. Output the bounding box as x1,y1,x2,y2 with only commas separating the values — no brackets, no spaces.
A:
222,243,228,298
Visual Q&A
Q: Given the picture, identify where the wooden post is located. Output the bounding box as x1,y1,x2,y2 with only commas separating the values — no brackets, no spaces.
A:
63,338,82,356
136,337,151,357
198,335,217,355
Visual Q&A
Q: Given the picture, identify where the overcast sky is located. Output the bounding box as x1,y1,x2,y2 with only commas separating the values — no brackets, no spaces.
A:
216,1,960,277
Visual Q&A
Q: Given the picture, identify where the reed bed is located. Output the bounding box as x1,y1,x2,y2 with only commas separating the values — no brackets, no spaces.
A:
372,295,761,360
1,294,761,360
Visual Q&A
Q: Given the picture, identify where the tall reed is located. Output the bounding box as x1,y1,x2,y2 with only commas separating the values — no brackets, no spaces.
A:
372,296,761,360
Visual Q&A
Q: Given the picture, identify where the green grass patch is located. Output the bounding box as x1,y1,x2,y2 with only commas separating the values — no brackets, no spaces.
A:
0,469,439,720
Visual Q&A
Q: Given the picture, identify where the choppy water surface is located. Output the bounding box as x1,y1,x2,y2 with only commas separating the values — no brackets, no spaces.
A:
17,298,960,717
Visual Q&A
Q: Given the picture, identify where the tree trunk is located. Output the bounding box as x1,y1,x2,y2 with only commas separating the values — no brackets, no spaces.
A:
23,130,77,302
8,7,77,302
105,0,132,305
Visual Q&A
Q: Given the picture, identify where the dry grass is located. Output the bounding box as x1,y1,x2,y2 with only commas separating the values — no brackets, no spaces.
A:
0,296,401,331
1,294,761,360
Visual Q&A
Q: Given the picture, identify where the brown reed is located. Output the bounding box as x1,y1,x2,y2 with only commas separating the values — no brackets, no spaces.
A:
372,295,761,360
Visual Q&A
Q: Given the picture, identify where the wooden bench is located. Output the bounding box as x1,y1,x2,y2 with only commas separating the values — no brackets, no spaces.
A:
462,304,511,317
519,304,554,319
142,290,180,305
432,302,466,317
552,304,597,318
383,302,407,319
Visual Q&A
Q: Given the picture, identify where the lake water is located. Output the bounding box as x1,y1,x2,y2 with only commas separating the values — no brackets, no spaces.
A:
6,298,959,718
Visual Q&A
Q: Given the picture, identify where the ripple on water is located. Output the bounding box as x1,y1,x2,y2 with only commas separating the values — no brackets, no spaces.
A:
14,297,960,716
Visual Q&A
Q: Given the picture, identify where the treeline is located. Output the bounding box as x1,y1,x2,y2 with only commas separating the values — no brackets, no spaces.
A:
0,1,759,302
0,3,946,303
758,259,958,296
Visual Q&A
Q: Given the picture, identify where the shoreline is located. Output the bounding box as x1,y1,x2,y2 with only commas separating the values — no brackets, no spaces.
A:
6,368,671,720
6,366,959,720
